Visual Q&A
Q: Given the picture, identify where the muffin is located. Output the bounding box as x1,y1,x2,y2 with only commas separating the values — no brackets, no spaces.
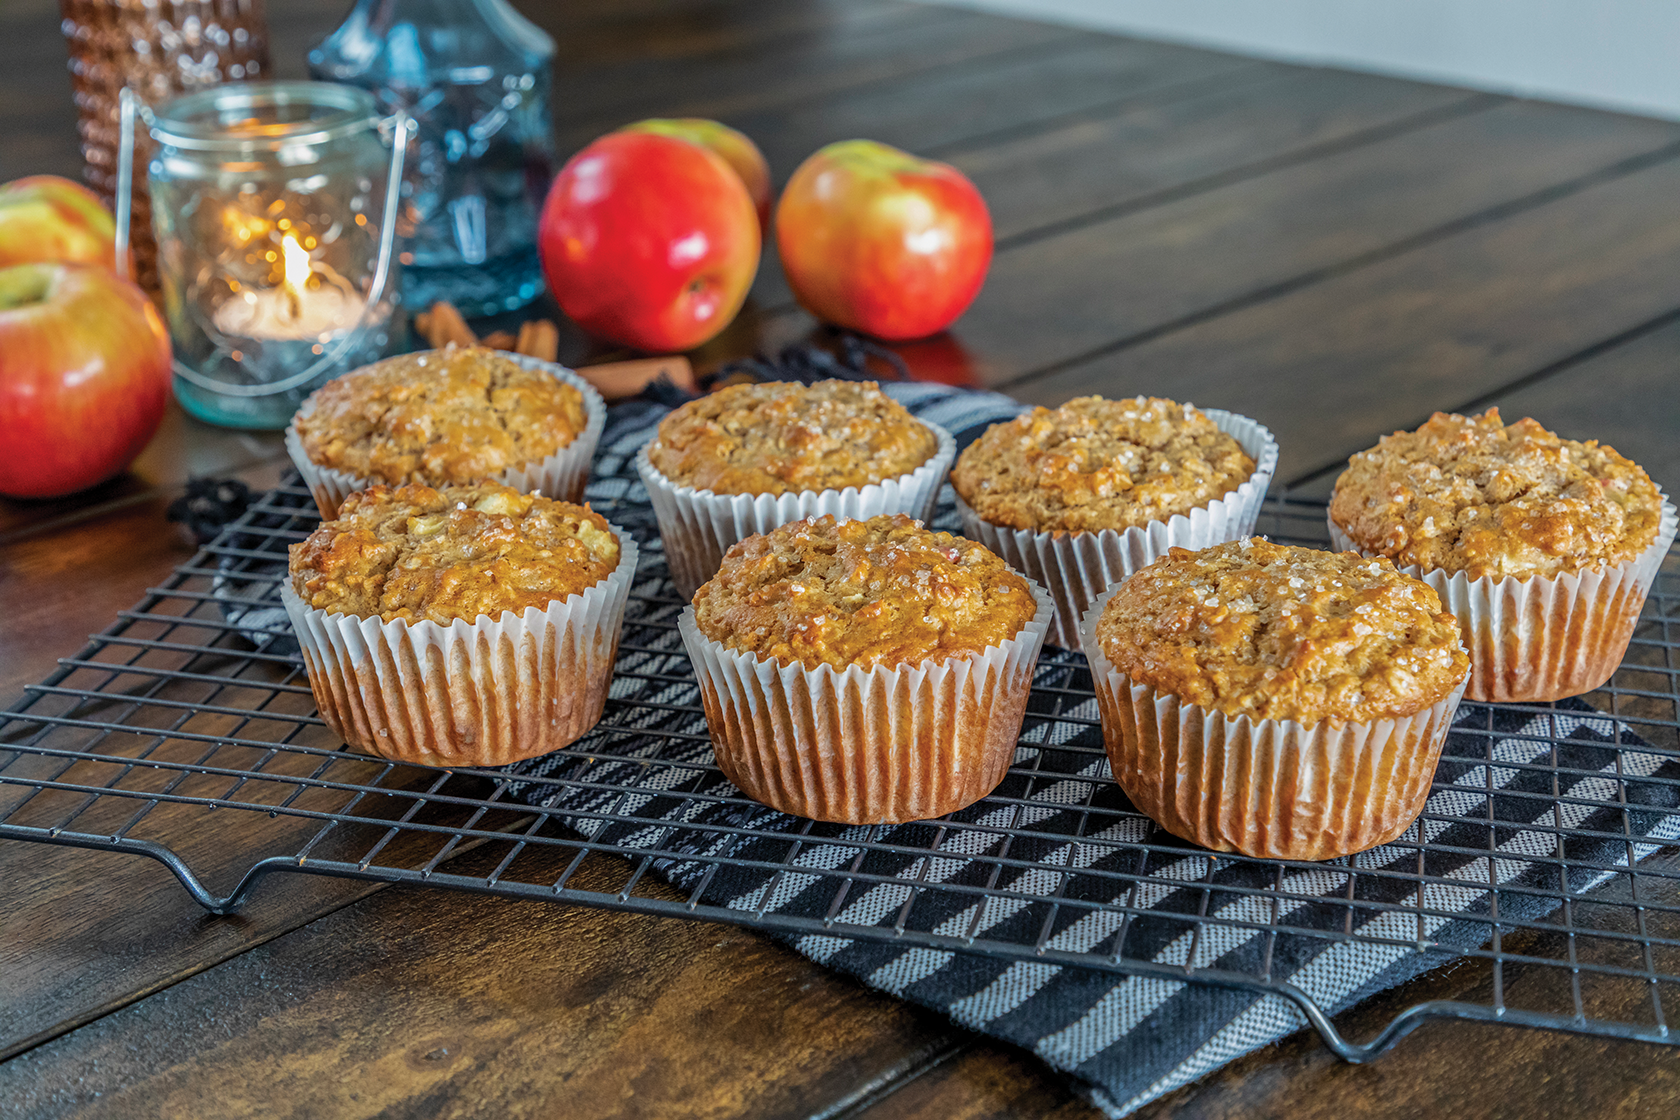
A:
636,379,955,599
679,513,1052,823
1328,409,1676,701
1082,539,1470,860
286,346,606,518
281,482,637,768
953,396,1278,648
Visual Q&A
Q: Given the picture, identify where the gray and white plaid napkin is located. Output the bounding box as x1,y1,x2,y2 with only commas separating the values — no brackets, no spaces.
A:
515,383,1680,1117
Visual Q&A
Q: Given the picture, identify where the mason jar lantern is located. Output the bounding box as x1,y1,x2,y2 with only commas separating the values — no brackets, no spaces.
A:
117,81,412,429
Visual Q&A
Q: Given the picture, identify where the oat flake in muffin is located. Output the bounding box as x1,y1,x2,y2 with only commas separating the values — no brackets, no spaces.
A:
289,482,620,625
1097,538,1467,725
1329,408,1663,582
294,347,588,487
647,380,938,496
693,513,1037,670
952,396,1256,533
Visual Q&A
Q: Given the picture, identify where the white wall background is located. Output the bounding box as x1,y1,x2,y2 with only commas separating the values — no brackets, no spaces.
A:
934,0,1680,121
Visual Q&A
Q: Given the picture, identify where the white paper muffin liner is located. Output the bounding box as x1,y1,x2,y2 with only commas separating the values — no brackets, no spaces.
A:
957,407,1278,650
1080,587,1469,860
1329,499,1676,703
679,581,1053,824
282,527,638,768
285,353,608,520
638,420,956,600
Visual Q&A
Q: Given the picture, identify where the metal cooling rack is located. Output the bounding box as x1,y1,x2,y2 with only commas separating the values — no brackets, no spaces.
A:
4,475,1679,1063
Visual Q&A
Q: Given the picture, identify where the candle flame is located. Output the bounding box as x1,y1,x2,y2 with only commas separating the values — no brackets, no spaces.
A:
280,233,312,320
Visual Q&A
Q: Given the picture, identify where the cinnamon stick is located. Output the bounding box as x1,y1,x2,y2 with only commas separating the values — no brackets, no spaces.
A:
515,319,560,363
575,356,696,400
421,301,477,349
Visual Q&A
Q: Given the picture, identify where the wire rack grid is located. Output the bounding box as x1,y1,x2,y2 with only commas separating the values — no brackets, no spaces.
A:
3,474,1679,1063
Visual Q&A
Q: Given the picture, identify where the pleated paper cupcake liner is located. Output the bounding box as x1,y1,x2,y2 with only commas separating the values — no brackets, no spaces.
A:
281,528,638,768
1080,588,1469,860
678,582,1054,824
1329,498,1676,703
958,408,1278,650
638,420,956,600
285,354,608,520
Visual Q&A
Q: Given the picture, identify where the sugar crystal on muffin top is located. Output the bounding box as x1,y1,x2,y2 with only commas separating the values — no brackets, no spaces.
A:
693,513,1037,671
952,396,1255,533
1329,409,1662,581
647,379,937,496
289,483,619,625
1096,538,1467,725
295,347,588,487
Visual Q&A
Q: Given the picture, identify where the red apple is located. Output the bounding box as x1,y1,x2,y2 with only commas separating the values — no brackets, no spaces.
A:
0,262,172,499
539,131,760,353
617,118,772,231
776,140,992,341
0,175,122,272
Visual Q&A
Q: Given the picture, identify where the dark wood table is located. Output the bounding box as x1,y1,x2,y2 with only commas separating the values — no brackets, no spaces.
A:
5,0,1680,1116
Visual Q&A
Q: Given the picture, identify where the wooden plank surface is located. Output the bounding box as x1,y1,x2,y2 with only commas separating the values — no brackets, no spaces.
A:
1285,313,1680,501
5,0,1680,1116
730,97,1680,402
965,100,1680,389
1477,318,1680,496
1010,147,1680,484
944,66,1479,241
557,3,1078,145
739,63,1487,313
723,38,1257,180
0,845,967,1120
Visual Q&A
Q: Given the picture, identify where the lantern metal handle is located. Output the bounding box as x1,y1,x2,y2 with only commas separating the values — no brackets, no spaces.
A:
115,88,413,398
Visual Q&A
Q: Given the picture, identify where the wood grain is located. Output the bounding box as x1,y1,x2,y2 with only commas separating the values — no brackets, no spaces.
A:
554,0,934,74
0,844,964,1120
737,98,1680,387
852,1042,1105,1120
1011,146,1680,484
1475,318,1680,496
553,0,979,133
0,842,383,1062
962,99,1680,389
556,6,1083,156
1285,311,1680,501
946,66,1481,241
1,495,199,702
743,62,1487,315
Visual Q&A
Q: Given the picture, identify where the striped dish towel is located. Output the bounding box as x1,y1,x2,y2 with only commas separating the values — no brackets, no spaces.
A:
516,382,1680,1116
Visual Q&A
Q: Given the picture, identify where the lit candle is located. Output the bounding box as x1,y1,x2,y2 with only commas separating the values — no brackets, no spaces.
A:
213,231,366,341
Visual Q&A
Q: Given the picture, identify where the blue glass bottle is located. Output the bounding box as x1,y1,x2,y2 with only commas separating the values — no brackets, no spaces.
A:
309,0,554,316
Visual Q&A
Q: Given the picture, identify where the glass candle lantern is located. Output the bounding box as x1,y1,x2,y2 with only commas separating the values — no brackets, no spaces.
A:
117,81,410,429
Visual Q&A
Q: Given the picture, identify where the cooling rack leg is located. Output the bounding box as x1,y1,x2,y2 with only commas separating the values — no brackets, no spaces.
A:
1,829,295,915
1283,989,1635,1062
1282,985,1436,1062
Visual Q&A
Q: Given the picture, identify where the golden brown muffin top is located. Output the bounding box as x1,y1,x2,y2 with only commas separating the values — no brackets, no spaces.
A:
1096,538,1467,725
693,513,1038,671
294,347,588,486
288,483,620,625
1329,409,1663,581
952,396,1255,533
647,380,938,496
